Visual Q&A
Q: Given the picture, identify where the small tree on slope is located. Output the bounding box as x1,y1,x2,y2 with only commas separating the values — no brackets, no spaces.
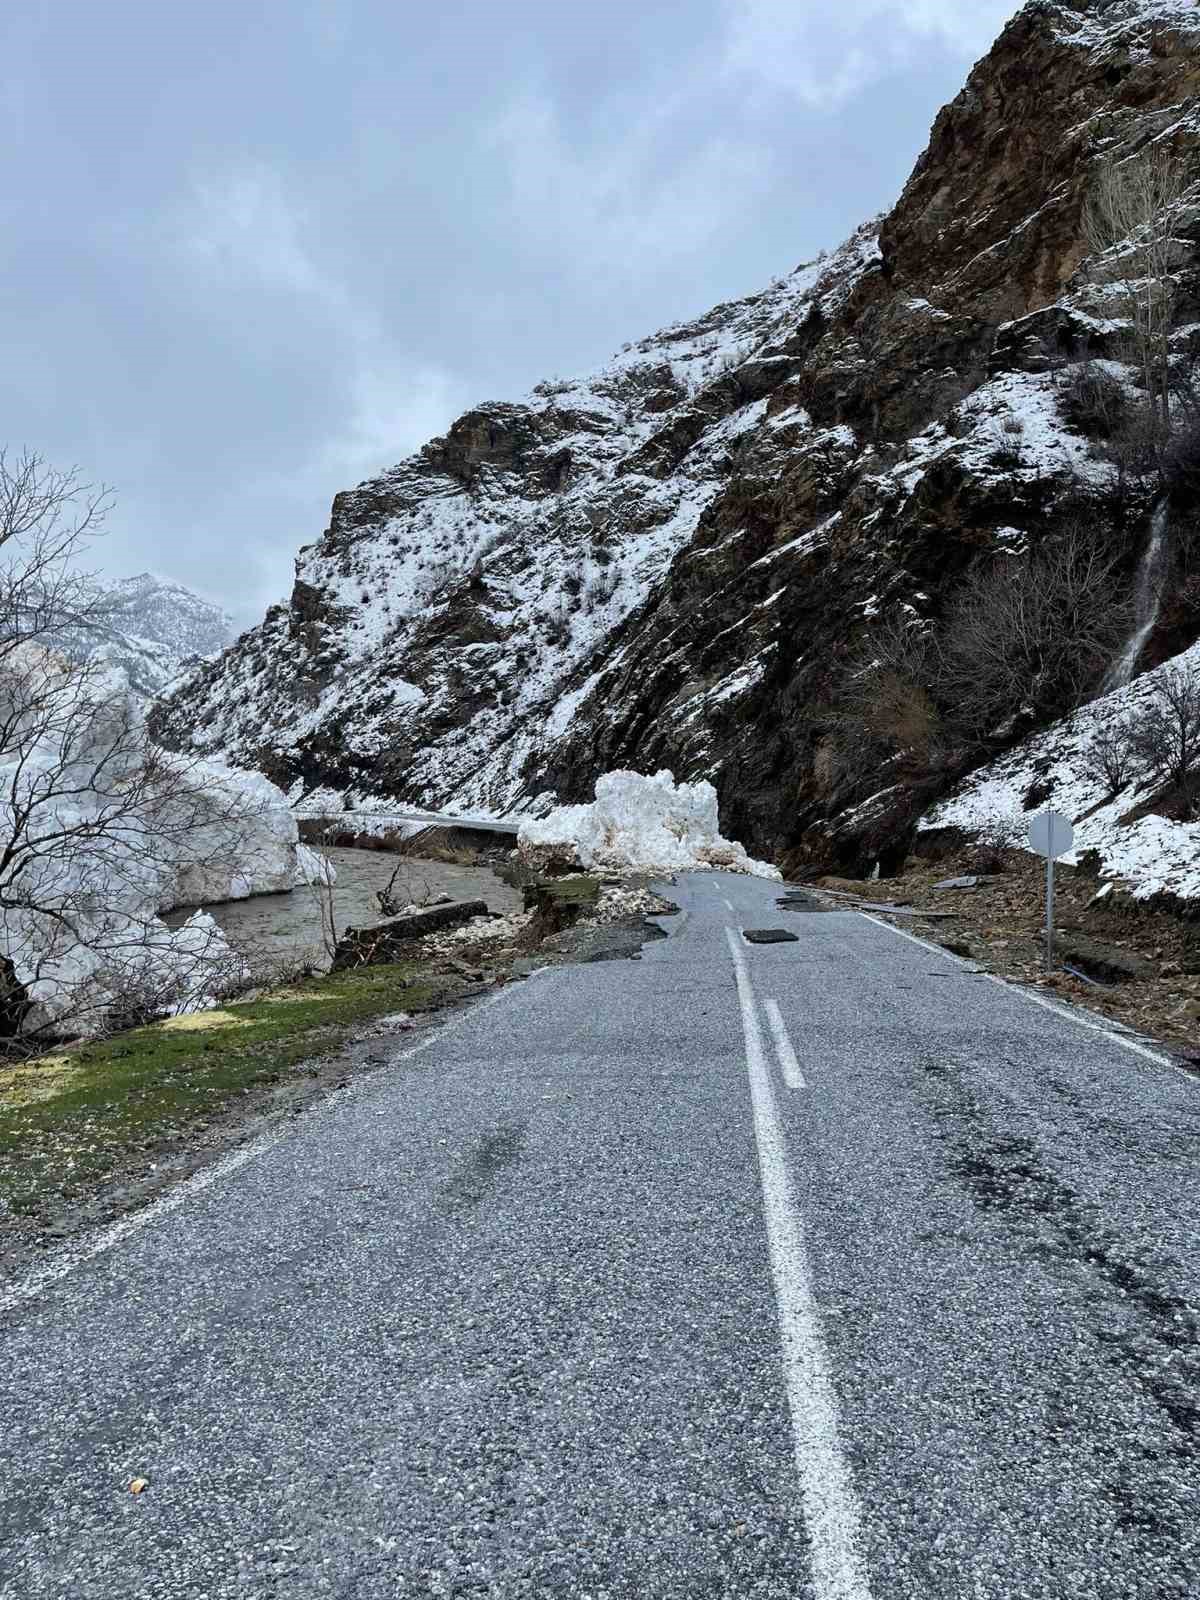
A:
1084,147,1195,459
1129,663,1200,821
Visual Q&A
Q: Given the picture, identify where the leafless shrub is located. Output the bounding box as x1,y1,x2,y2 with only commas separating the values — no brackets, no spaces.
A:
542,600,571,646
1128,663,1200,819
98,932,249,1037
1162,413,1200,501
937,528,1133,744
1086,719,1137,796
1098,396,1163,489
589,566,620,608
377,860,434,917
964,816,1021,874
1059,363,1129,440
985,419,1023,469
831,615,948,783
302,823,340,963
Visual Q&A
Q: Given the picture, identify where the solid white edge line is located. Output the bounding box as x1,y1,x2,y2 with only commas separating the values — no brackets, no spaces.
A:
858,912,1194,1082
765,997,807,1089
0,980,524,1316
725,928,872,1600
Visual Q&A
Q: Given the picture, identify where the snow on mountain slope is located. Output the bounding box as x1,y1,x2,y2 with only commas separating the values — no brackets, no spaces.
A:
155,224,883,812
56,573,234,698
922,640,1200,903
154,0,1200,867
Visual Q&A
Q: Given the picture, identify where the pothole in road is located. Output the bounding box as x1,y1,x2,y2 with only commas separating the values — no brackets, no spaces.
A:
743,929,800,944
775,893,833,914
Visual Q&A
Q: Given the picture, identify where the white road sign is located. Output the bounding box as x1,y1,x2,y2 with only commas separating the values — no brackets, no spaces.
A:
1028,809,1074,860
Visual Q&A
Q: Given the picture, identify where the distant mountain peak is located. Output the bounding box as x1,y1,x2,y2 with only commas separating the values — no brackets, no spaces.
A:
55,572,235,698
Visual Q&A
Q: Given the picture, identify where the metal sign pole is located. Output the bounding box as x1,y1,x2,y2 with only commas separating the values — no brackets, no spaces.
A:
1029,808,1072,976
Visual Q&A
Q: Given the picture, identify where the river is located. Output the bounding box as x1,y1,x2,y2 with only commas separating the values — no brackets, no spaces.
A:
166,848,524,976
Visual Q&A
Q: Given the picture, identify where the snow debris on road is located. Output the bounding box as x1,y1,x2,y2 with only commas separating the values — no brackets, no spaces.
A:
517,770,781,879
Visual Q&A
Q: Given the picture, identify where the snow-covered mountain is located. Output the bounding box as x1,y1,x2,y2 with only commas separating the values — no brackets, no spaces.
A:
58,573,234,698
153,0,1200,869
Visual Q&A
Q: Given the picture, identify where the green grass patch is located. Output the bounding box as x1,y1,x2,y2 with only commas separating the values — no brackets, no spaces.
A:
0,963,450,1219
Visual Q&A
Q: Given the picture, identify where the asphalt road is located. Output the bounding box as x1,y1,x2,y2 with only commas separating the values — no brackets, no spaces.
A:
2,872,1198,1598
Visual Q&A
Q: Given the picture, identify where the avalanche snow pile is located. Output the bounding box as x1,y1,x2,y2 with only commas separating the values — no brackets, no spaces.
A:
518,770,781,878
922,642,1200,904
0,654,332,1035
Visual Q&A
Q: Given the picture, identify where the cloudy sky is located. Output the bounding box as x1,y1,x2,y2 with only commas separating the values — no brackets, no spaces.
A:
1,0,1018,628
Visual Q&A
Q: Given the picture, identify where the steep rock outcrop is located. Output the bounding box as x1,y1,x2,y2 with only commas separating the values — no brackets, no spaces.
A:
153,0,1200,867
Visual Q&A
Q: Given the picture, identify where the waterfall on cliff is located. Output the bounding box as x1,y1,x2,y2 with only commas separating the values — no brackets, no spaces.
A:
1103,497,1172,693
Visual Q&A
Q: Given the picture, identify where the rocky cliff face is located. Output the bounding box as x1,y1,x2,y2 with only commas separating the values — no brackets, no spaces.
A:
153,0,1200,865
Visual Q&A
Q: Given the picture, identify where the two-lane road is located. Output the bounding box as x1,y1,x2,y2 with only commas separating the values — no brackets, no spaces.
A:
2,873,1198,1597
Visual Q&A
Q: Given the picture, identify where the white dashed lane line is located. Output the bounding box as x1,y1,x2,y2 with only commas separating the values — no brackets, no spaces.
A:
764,998,807,1089
724,927,871,1600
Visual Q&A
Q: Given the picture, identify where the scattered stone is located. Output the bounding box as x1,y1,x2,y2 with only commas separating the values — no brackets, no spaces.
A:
446,958,485,981
743,929,799,944
376,1011,415,1031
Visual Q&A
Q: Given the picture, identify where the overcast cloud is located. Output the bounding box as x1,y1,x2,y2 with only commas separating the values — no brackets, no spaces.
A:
0,0,1017,627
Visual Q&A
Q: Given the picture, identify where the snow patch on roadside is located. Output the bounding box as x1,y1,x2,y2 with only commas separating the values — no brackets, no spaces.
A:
922,640,1200,902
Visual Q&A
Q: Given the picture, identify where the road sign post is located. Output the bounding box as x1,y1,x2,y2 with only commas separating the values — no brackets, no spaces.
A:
1028,808,1075,972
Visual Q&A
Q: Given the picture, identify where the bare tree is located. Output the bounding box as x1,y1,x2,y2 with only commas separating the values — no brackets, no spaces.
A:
1084,147,1195,449
0,451,265,1044
0,449,113,658
1129,663,1200,820
301,822,342,965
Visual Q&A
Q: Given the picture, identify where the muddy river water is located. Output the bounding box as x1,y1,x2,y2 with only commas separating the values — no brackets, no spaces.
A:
167,848,524,975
